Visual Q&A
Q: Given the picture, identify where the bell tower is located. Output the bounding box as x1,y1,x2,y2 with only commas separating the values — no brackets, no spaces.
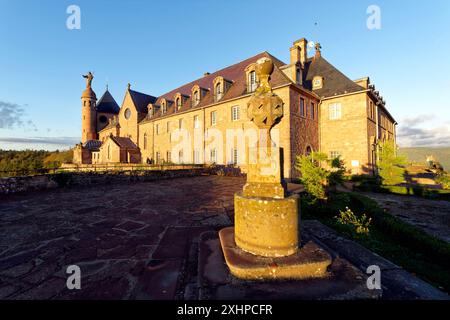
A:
81,71,97,143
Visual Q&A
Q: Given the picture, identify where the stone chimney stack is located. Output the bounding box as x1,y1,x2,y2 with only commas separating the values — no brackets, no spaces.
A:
290,38,308,66
314,42,322,60
290,45,301,65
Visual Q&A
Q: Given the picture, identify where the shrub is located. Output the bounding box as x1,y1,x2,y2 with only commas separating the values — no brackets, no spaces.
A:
295,152,329,200
436,174,450,190
328,156,346,187
335,207,371,235
377,140,407,186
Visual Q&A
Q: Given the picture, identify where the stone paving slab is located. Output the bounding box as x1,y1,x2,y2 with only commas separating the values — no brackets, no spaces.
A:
0,176,244,299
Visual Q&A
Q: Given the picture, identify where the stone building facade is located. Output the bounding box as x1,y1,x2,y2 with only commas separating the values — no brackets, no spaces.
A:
73,37,396,178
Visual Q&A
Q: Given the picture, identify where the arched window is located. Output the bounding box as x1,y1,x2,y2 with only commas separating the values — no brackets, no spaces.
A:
176,97,181,110
161,102,167,115
306,146,312,156
249,70,257,92
143,133,147,150
215,83,222,101
193,90,200,106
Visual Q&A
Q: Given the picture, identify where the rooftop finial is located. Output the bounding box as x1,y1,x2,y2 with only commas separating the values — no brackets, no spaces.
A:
127,83,131,90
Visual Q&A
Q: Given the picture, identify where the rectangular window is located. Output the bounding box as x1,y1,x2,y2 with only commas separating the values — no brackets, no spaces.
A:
178,118,183,129
300,98,306,117
329,103,342,120
310,102,315,119
231,148,238,165
249,71,257,92
232,106,240,121
166,121,170,133
156,124,159,135
179,150,183,163
194,115,200,129
167,151,171,163
156,152,161,164
210,148,217,163
330,151,341,159
211,111,217,126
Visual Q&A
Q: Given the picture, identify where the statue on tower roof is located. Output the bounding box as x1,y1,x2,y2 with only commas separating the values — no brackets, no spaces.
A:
82,72,94,88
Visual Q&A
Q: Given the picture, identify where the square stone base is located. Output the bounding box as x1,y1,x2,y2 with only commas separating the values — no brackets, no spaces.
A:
219,227,332,280
199,229,381,300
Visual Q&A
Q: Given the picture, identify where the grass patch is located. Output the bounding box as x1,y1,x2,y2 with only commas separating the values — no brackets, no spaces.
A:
301,192,450,292
352,176,450,201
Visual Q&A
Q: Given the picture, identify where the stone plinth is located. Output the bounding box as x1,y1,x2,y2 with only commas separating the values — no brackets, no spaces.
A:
220,227,332,280
234,192,299,257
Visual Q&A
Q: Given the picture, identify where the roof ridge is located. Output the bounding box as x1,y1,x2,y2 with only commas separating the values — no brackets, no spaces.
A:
156,51,269,99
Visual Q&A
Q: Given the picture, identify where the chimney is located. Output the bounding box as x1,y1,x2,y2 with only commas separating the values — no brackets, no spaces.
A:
314,42,322,60
290,45,301,65
203,72,210,77
291,38,308,66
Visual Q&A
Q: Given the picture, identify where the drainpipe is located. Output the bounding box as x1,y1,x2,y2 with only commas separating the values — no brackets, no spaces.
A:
375,103,379,176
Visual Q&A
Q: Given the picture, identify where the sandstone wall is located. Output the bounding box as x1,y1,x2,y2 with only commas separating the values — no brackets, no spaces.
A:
0,167,216,196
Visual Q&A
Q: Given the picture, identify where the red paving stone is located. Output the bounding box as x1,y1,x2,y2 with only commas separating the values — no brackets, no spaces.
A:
0,176,245,299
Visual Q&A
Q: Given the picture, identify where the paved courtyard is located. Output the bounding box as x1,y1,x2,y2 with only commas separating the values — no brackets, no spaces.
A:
0,176,245,299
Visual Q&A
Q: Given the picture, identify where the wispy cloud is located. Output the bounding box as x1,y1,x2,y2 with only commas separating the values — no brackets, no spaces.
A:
0,100,36,130
401,115,435,127
397,115,450,147
0,101,25,128
0,136,79,146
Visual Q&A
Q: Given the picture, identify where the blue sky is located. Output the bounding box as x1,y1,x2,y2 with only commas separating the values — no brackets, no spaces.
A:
0,0,449,150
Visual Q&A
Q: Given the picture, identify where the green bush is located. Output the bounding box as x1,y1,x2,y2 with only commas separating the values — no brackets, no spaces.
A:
377,140,407,186
295,152,329,200
302,191,450,291
436,174,450,190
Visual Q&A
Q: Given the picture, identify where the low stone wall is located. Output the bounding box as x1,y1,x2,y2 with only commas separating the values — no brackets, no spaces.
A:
0,167,216,195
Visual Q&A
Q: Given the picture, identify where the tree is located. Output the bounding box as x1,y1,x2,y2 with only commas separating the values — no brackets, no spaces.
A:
295,152,330,200
377,140,407,186
328,156,346,189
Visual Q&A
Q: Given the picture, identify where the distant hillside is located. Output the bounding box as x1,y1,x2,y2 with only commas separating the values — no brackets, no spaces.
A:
0,149,73,177
43,150,73,168
399,147,450,171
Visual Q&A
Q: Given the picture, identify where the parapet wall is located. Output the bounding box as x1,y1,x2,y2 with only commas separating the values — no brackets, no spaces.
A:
0,167,214,195
0,164,247,196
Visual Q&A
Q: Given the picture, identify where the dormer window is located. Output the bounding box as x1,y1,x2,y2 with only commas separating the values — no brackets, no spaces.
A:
161,100,167,115
193,90,200,106
312,76,324,90
176,97,181,110
213,76,231,102
215,83,222,101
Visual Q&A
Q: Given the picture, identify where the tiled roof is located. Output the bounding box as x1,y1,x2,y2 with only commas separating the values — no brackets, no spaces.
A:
128,89,157,114
83,140,102,151
304,56,364,98
110,136,139,149
96,90,120,114
141,51,293,122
